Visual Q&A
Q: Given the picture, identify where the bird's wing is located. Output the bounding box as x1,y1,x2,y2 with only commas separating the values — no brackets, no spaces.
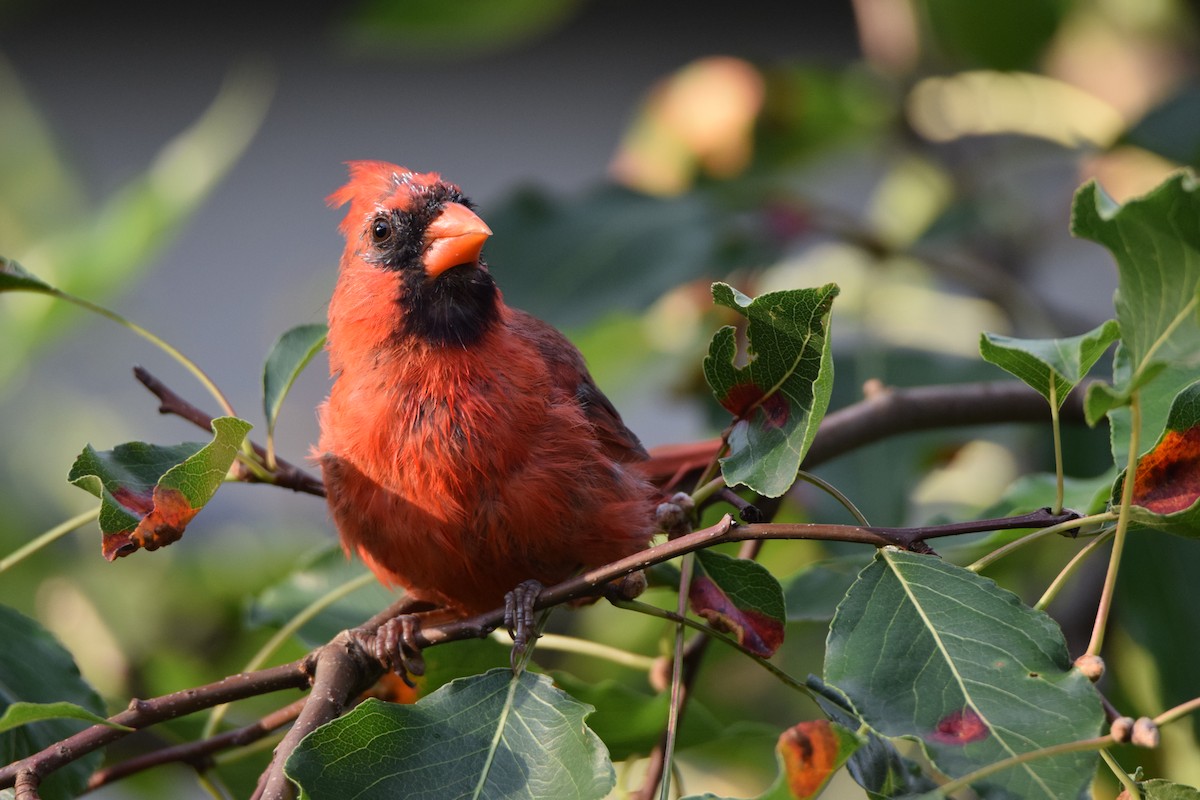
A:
509,309,649,464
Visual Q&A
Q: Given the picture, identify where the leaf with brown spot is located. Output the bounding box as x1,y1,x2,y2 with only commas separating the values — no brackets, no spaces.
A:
928,707,989,746
678,718,861,800
68,416,252,559
824,548,1102,798
1072,175,1200,468
1132,426,1200,515
1117,381,1200,534
702,282,838,497
777,720,860,799
689,549,785,658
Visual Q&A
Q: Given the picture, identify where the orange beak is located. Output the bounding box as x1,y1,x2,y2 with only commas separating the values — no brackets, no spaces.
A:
422,202,493,278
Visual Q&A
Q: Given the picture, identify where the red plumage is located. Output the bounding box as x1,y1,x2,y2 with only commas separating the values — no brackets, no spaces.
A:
317,161,656,615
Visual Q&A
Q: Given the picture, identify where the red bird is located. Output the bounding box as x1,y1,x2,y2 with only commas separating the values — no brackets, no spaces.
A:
318,162,657,659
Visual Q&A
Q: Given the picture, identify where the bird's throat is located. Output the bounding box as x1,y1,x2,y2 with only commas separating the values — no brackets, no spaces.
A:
399,263,500,347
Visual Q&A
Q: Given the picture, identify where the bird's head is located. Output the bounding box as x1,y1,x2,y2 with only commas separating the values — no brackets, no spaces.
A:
328,161,500,347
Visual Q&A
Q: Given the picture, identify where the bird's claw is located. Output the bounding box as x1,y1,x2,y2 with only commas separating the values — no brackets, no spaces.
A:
504,579,544,669
355,614,426,684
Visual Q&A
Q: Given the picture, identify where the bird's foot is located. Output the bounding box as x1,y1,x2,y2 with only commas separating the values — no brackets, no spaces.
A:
504,579,544,670
353,615,427,684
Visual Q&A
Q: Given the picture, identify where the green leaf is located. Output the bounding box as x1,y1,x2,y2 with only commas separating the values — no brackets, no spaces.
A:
67,416,253,559
0,605,105,800
0,702,130,735
690,549,786,657
1084,380,1129,427
824,548,1102,798
0,256,54,294
1071,175,1200,465
262,323,326,437
1142,779,1200,799
703,282,839,497
486,185,735,328
979,320,1119,408
286,670,613,799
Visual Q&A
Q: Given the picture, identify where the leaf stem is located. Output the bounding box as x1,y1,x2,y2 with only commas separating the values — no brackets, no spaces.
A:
489,631,657,671
1048,375,1064,514
930,734,1113,797
1099,748,1140,800
55,290,237,418
966,512,1114,574
1088,393,1141,657
1153,693,1200,729
0,508,99,574
689,476,726,508
1035,527,1115,611
796,470,870,525
658,553,693,800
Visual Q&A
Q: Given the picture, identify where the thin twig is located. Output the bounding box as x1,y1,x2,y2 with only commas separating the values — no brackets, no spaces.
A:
0,663,311,790
85,698,306,792
133,366,326,497
1088,395,1140,657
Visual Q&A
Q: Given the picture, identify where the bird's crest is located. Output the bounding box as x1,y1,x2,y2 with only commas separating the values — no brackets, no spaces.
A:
327,161,450,238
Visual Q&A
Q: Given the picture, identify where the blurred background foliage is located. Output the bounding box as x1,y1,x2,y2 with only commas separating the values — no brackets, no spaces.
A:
3,0,1200,797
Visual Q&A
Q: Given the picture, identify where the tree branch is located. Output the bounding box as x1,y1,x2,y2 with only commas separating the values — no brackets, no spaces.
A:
405,507,1083,655
0,662,310,791
257,634,377,800
85,698,306,792
132,366,326,497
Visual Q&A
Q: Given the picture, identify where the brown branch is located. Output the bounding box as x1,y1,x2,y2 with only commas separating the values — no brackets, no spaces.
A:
0,662,310,791
411,507,1083,653
14,769,39,800
132,366,326,497
257,634,377,800
85,698,306,793
807,379,1090,470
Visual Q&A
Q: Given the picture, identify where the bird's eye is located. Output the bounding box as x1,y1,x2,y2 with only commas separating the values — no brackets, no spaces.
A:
370,217,392,243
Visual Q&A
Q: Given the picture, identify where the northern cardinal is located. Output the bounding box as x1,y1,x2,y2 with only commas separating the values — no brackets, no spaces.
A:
317,162,661,659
